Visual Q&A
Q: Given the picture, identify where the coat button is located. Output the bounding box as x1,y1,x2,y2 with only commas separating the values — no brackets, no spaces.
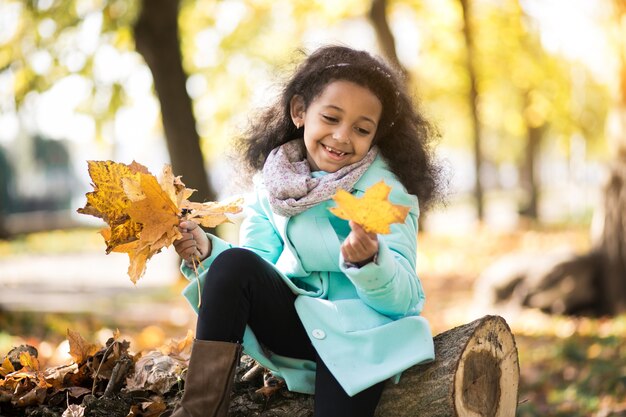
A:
312,329,326,340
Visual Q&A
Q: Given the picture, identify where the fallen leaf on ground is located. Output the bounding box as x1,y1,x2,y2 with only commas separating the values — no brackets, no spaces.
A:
125,351,186,395
62,404,85,417
329,181,410,234
67,330,99,365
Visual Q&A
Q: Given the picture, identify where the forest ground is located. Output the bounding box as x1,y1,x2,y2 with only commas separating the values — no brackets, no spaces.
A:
1,225,625,416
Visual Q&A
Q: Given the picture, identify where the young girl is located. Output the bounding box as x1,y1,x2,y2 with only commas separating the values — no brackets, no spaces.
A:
171,45,442,417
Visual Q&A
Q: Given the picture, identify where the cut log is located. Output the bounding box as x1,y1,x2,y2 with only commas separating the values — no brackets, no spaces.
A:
376,315,519,417
227,315,520,417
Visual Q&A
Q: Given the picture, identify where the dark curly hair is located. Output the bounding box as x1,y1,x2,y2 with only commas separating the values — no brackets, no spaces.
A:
235,45,444,210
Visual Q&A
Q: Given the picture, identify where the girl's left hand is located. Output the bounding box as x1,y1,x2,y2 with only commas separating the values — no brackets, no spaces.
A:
341,221,379,267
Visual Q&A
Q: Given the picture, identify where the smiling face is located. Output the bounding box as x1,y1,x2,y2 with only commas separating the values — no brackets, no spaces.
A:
291,80,382,173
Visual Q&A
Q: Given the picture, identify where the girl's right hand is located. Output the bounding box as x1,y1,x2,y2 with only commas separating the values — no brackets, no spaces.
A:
174,221,211,267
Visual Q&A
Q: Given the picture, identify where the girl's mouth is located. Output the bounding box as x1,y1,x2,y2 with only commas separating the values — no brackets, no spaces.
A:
323,144,348,158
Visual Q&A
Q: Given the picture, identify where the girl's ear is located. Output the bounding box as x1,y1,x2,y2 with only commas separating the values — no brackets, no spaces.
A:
290,95,305,128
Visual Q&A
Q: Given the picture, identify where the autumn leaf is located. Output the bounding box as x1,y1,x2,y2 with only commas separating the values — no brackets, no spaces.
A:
0,357,15,377
329,181,410,234
119,167,183,282
77,161,243,283
159,329,194,360
61,404,85,417
67,330,100,365
181,198,244,228
19,352,39,372
77,161,147,252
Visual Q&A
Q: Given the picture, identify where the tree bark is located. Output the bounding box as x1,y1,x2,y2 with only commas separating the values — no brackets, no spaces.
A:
593,0,626,315
368,0,433,232
133,0,215,203
227,316,520,417
519,112,544,219
458,0,485,221
595,151,626,314
369,0,406,76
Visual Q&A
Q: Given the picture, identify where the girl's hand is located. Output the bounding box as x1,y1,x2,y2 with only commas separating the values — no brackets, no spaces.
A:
174,221,211,267
341,221,379,267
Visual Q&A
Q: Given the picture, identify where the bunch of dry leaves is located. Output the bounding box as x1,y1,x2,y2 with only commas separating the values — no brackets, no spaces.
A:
0,330,193,417
77,160,242,284
0,330,308,417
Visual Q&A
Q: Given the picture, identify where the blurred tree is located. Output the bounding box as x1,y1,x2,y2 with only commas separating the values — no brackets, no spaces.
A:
593,0,626,314
463,0,607,220
458,0,485,221
0,147,11,238
0,0,214,202
369,0,406,75
473,0,573,220
134,0,214,202
368,0,437,230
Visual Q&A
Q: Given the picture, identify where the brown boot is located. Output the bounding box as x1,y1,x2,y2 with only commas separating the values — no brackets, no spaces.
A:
170,340,242,417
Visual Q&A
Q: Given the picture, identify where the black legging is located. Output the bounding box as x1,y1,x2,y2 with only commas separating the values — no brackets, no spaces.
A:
196,247,385,417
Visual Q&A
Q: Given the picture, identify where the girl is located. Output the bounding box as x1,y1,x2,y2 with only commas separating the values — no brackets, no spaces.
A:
172,45,442,417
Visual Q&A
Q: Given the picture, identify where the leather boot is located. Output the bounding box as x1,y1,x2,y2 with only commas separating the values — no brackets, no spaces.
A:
170,339,242,417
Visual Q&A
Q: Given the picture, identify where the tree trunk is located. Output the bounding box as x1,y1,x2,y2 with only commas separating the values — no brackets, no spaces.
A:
369,0,406,76
458,0,485,221
595,140,626,315
593,0,626,315
228,316,520,417
519,115,544,219
0,216,7,239
133,0,215,203
368,0,432,232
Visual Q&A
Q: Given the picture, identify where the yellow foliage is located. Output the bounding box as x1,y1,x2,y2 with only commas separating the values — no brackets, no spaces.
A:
77,161,243,283
329,181,410,234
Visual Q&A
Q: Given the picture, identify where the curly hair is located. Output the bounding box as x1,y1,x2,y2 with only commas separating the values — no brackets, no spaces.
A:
235,45,444,210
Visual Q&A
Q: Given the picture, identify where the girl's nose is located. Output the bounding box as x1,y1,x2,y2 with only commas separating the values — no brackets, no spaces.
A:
332,126,350,143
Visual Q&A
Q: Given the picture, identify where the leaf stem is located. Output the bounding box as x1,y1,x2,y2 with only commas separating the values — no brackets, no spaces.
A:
192,254,201,308
91,341,115,396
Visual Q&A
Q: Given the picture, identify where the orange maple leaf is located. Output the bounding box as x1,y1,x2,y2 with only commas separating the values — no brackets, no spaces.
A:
77,161,147,252
67,329,100,365
329,181,410,234
77,161,243,283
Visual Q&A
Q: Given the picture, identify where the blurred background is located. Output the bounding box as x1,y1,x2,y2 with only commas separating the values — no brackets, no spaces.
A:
1,0,626,415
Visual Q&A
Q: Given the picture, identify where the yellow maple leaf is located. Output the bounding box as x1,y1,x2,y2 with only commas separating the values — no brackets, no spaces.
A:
181,198,244,228
78,161,243,283
120,168,183,282
77,160,147,252
0,356,15,377
329,181,410,234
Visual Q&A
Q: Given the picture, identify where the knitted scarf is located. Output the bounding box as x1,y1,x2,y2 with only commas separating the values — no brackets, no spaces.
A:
262,139,378,217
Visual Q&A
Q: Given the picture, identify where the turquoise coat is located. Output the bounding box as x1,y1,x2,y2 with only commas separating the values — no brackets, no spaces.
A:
181,156,434,396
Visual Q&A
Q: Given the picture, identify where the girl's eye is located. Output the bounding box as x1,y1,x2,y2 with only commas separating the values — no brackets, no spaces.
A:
355,127,371,135
322,115,338,123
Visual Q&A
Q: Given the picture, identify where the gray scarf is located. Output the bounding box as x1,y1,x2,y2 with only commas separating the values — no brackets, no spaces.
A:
262,139,378,217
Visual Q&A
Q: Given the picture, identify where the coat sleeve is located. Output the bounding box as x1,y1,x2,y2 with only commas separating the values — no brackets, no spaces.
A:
238,187,284,264
339,192,425,319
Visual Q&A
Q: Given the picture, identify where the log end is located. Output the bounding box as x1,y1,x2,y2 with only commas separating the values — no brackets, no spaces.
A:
376,315,519,417
453,315,519,417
